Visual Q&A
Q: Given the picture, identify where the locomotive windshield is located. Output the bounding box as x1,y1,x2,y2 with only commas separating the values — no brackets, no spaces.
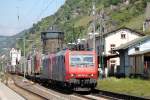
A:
83,56,93,63
70,54,94,67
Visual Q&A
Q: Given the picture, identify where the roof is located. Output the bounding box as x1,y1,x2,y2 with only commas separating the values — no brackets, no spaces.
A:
104,54,119,59
114,35,150,50
41,31,64,40
96,27,144,39
129,49,150,56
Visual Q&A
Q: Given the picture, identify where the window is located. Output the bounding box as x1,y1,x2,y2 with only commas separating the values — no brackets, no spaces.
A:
110,60,116,64
110,44,116,54
110,44,115,47
135,47,139,51
70,54,94,67
97,46,100,55
71,57,81,62
83,56,93,63
121,34,126,39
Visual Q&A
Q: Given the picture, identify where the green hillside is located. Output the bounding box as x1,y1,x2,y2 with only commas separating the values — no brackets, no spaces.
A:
16,0,150,54
0,29,28,54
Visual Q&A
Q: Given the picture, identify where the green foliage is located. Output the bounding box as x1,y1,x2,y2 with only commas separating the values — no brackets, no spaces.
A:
100,0,121,7
123,14,145,30
63,21,85,42
111,0,147,29
15,0,150,53
97,78,150,97
101,0,111,7
111,0,121,5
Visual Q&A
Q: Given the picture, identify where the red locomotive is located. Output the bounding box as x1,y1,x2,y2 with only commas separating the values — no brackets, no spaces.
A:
12,49,98,91
41,49,98,90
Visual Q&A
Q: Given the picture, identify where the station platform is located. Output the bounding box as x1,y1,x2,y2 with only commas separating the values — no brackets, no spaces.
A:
0,82,25,100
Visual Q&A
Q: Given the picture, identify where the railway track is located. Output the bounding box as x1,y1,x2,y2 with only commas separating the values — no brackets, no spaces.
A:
73,92,111,100
7,77,48,100
29,77,109,100
10,75,102,100
27,75,149,100
9,74,150,100
10,75,69,100
38,80,112,100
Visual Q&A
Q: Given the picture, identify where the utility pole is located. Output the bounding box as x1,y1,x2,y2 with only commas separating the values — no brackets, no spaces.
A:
99,8,106,78
92,0,96,51
23,37,26,81
22,37,33,81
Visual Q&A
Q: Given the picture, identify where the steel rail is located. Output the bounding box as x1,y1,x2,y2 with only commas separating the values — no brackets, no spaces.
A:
11,75,49,100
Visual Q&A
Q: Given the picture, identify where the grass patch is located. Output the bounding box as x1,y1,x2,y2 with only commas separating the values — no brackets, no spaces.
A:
96,77,150,98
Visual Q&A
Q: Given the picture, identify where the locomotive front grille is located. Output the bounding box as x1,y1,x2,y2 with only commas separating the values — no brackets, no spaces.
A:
69,78,97,85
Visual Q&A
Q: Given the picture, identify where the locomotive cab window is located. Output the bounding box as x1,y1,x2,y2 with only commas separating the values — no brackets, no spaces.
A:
83,57,93,62
70,54,94,67
71,57,81,62
70,56,81,66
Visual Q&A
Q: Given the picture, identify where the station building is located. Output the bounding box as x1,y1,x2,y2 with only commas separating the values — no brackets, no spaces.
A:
114,35,150,77
87,27,144,76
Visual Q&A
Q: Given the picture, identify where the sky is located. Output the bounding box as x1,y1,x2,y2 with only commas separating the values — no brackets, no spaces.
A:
0,0,65,36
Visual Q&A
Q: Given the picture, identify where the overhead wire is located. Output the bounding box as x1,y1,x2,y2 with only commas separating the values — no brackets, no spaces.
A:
25,0,41,20
47,0,63,29
15,0,63,34
34,0,55,23
20,0,43,28
13,0,36,33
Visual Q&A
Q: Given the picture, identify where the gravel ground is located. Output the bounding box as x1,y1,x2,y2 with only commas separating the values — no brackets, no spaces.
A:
7,78,45,100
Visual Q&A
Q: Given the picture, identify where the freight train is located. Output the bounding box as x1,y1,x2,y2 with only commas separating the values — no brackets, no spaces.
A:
10,49,98,91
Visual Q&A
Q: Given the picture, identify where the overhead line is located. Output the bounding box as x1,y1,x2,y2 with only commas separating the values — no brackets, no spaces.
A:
34,0,54,23
14,0,42,34
25,0,41,19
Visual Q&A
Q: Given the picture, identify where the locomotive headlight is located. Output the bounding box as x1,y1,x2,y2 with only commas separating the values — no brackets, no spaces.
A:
71,74,74,77
91,74,94,77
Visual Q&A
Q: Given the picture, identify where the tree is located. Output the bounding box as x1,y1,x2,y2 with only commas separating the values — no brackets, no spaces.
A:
111,0,121,5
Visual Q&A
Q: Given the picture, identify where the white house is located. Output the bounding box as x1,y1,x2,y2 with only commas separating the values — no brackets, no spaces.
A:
90,27,144,76
9,48,21,72
114,35,150,77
